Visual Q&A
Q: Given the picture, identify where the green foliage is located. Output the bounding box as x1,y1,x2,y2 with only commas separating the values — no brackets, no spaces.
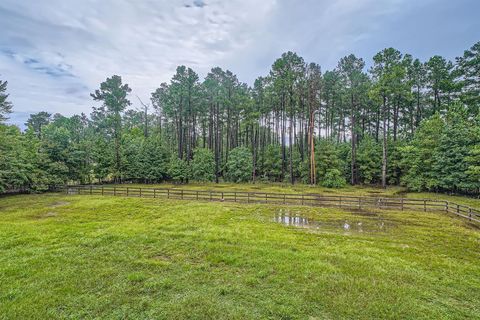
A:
356,136,382,184
432,105,473,192
91,75,132,181
399,106,478,194
123,133,169,183
464,114,480,192
91,75,132,114
92,137,114,182
168,156,189,183
321,168,346,188
299,158,311,184
289,147,303,181
455,41,480,112
122,133,143,181
0,124,60,192
425,55,455,113
0,125,30,192
0,79,13,123
2,41,480,194
261,145,283,182
25,111,51,138
315,139,345,185
387,140,405,185
465,145,480,192
399,113,444,191
190,148,215,182
225,147,252,183
140,137,170,182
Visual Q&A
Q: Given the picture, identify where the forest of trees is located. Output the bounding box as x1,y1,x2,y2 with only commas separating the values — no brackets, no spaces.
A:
1,41,479,194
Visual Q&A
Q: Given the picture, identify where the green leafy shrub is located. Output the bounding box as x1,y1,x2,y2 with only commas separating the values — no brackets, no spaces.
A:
191,148,215,182
315,139,345,185
262,145,282,181
321,169,346,188
225,147,252,182
356,136,382,184
168,156,189,183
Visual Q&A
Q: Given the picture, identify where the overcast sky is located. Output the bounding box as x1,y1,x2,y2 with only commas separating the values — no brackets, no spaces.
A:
1,0,479,127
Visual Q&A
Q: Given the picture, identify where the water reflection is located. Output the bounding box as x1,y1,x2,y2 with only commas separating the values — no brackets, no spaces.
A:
273,209,388,233
274,213,318,228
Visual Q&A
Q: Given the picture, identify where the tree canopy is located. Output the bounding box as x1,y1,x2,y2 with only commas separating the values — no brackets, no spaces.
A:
1,41,479,194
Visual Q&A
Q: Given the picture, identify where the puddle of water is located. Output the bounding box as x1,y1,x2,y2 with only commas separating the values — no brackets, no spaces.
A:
273,209,388,233
273,213,317,228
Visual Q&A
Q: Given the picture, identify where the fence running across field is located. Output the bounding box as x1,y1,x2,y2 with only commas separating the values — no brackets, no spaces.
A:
65,185,480,223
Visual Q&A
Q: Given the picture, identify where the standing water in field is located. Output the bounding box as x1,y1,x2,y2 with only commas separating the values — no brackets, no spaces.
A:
273,209,389,233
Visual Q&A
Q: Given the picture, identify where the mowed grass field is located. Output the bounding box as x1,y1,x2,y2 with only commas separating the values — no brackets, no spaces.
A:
1,187,480,319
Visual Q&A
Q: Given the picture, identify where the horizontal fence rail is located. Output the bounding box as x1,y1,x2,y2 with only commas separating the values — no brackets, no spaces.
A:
65,185,480,223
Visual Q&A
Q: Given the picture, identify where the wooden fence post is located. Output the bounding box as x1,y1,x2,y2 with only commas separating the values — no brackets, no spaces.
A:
139,188,142,197
153,189,156,198
401,198,404,211
167,189,170,199
358,197,361,209
302,194,304,205
457,204,460,215
469,208,472,220
234,192,236,202
114,186,116,196
102,186,104,196
247,193,250,203
196,191,199,200
424,200,427,212
127,187,129,196
339,196,342,208
181,190,184,200
283,194,286,205
445,201,449,212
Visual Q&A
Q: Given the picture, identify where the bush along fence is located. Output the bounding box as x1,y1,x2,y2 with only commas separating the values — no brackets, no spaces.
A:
65,185,480,223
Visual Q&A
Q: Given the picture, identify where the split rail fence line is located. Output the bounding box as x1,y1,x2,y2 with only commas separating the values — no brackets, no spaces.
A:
65,185,480,223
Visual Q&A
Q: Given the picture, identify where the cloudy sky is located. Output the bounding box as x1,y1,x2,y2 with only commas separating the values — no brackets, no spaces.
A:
1,0,479,127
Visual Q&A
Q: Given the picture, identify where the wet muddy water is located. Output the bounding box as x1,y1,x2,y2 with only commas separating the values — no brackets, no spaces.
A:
273,208,390,233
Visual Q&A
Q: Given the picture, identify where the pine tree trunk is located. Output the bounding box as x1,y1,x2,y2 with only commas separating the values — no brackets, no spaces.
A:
351,93,356,185
382,95,388,189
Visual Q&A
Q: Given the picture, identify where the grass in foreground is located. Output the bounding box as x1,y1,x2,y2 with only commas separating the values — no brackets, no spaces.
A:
1,193,479,319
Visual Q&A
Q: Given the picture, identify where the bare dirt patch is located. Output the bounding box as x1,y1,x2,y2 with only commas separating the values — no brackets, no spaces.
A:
151,254,172,261
49,201,70,208
32,211,58,219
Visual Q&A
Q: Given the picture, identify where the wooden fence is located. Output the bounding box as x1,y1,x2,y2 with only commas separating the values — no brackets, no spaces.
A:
65,185,480,223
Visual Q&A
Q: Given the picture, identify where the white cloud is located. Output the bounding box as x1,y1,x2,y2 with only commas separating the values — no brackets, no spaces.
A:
0,0,477,127
0,0,277,125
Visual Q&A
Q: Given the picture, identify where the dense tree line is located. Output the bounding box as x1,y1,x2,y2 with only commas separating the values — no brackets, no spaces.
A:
1,41,479,194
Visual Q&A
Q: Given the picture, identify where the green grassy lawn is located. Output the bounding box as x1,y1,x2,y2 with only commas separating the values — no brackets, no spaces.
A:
1,191,480,319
